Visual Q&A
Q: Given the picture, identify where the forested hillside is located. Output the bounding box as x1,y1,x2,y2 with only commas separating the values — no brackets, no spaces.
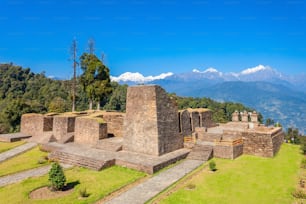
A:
0,63,260,133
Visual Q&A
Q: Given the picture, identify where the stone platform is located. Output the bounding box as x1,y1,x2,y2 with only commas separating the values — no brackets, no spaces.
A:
95,137,123,152
115,148,190,174
0,132,32,142
48,143,116,170
46,142,190,174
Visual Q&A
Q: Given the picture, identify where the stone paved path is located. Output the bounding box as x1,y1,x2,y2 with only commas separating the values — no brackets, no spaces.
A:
104,159,204,204
0,142,37,163
0,163,72,187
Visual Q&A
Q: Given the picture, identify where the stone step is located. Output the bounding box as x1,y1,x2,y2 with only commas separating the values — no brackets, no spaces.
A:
187,144,213,161
49,150,115,170
0,132,31,142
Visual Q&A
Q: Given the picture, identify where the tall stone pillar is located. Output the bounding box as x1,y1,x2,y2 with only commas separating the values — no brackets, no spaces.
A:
123,85,183,156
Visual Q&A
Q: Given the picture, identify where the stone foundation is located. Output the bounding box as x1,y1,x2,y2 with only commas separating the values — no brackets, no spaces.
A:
242,127,283,157
179,110,192,136
74,117,108,146
98,112,124,137
20,113,54,138
53,115,77,141
214,144,244,159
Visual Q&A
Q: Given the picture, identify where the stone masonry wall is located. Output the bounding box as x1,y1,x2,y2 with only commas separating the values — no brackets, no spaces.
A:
198,110,216,128
74,117,107,146
272,129,284,156
21,114,53,138
214,144,243,159
53,115,76,141
124,85,183,156
189,111,200,132
99,113,124,137
20,114,44,137
156,85,183,154
179,110,192,136
241,129,283,157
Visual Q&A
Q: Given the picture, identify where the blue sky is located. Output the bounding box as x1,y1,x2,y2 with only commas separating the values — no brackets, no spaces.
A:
0,0,305,78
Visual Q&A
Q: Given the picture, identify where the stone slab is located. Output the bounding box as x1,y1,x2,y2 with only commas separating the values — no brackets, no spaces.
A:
48,143,117,170
116,148,190,174
0,163,72,187
104,159,204,204
95,137,123,151
0,142,37,163
0,132,32,142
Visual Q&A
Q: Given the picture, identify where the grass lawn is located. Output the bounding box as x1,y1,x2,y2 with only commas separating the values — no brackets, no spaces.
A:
155,143,302,204
0,141,25,153
0,165,146,204
0,147,48,177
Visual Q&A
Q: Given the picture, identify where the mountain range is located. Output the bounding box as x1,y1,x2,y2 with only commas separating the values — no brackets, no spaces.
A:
111,65,306,133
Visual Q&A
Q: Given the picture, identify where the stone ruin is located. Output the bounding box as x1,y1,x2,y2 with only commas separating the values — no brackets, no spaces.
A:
15,85,284,174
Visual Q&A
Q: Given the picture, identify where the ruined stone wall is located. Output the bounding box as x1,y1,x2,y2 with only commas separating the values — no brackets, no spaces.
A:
199,110,216,128
99,113,124,137
74,117,107,146
21,114,44,137
190,111,200,131
197,131,222,142
179,110,192,136
242,130,279,157
214,144,243,159
53,115,76,141
156,86,183,154
272,129,284,156
124,85,183,156
21,114,53,137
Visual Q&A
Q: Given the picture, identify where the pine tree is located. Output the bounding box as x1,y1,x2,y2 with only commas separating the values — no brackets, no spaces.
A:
48,162,66,191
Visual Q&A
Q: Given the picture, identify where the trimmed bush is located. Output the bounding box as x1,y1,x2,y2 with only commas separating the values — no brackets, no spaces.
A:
79,187,90,197
292,189,306,199
301,158,306,169
48,162,66,191
209,161,217,171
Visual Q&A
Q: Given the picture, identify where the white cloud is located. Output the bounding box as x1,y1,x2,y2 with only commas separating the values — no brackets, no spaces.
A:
240,65,271,75
111,72,173,83
193,67,219,73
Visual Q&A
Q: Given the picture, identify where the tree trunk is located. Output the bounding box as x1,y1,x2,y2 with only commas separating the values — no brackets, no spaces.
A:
96,102,100,110
72,103,75,112
89,100,93,110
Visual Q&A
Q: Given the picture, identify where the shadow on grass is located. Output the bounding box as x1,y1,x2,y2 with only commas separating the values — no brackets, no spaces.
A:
62,180,80,191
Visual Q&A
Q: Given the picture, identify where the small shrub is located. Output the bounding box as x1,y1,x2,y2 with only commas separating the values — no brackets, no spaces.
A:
209,161,217,171
48,162,66,191
300,179,305,188
37,157,47,164
185,183,196,190
301,158,306,169
292,189,306,199
79,187,89,197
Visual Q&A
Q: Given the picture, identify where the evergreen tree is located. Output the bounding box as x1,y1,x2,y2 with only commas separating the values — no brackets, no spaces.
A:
48,162,66,191
79,53,112,110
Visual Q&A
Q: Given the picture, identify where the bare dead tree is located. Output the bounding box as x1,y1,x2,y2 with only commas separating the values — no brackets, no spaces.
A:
88,38,95,54
70,39,78,112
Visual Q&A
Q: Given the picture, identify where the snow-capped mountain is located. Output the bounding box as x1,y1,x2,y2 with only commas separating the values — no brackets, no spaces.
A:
110,72,173,84
112,65,306,133
111,65,289,84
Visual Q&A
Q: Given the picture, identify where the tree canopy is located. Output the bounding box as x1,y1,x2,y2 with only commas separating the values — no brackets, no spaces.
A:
79,53,112,110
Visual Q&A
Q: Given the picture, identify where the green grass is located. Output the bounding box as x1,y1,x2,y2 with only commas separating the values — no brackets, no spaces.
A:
0,141,25,153
0,147,48,177
156,144,302,204
0,165,146,204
